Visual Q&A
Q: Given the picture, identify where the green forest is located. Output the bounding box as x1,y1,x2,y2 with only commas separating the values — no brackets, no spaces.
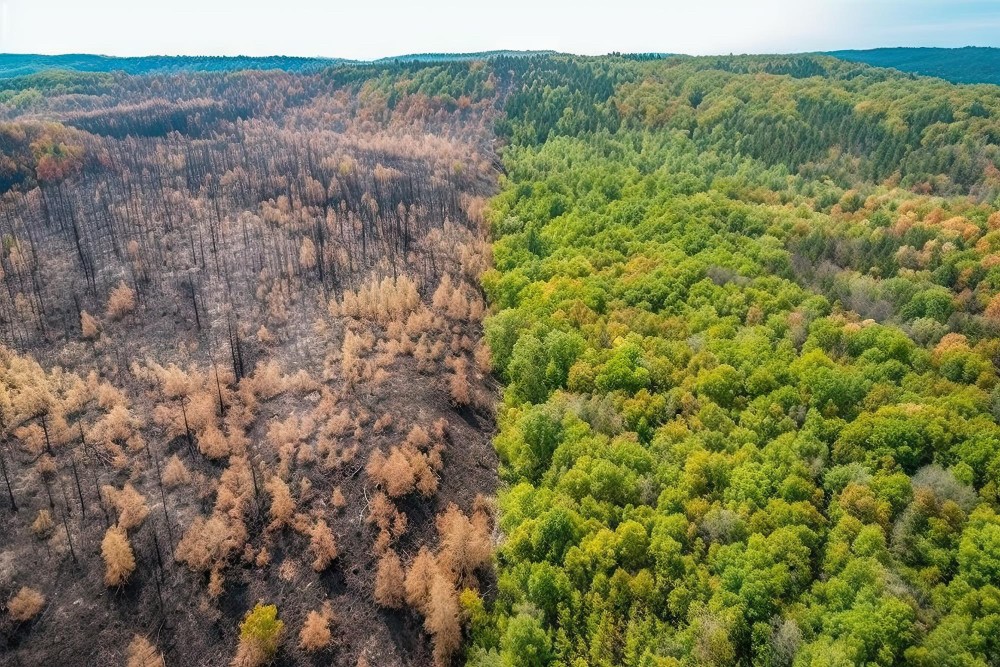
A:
466,55,1000,667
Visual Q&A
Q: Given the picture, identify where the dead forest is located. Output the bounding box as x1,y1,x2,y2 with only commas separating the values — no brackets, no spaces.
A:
0,64,501,666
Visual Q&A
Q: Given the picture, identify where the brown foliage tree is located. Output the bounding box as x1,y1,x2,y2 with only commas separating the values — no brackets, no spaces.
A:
404,547,437,614
80,310,99,339
265,476,295,531
309,519,338,572
298,604,334,652
106,280,137,321
373,550,406,609
425,573,461,667
101,526,136,587
435,503,492,587
103,483,150,531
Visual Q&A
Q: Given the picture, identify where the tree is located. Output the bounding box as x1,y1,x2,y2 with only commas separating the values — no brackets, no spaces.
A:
103,483,149,530
80,310,99,339
309,519,338,572
233,604,284,667
374,550,406,608
298,605,333,652
500,611,552,667
425,573,461,666
101,526,136,587
106,280,136,321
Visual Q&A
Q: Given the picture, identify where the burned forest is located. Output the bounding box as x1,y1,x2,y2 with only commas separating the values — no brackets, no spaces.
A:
0,64,501,666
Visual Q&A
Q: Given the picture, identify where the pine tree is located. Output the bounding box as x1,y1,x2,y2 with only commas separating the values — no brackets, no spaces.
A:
101,526,136,587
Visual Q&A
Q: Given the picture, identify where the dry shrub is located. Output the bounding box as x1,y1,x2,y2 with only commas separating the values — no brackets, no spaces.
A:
106,279,136,321
366,448,415,497
7,586,45,622
331,486,346,509
215,457,255,517
162,454,191,488
366,492,408,553
244,360,286,400
208,568,226,598
230,640,266,667
432,274,454,312
80,310,99,339
102,526,136,587
446,287,469,321
278,559,299,582
366,429,441,499
197,425,231,459
473,341,491,373
435,503,492,587
265,476,295,531
257,325,275,345
286,369,320,395
309,519,338,571
336,275,421,325
374,550,406,609
404,547,437,614
372,412,392,433
103,483,149,531
126,635,165,667
341,329,375,384
446,355,471,406
404,308,434,338
406,425,431,448
31,509,54,538
298,603,334,652
299,237,317,271
175,514,247,573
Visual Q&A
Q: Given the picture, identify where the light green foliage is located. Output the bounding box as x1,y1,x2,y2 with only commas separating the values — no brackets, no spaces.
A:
239,603,284,659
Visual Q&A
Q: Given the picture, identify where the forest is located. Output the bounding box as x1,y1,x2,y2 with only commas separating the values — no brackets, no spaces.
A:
0,50,999,667
828,47,1000,86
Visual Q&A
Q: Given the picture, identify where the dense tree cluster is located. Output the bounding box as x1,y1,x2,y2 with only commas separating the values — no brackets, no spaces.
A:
468,56,1000,667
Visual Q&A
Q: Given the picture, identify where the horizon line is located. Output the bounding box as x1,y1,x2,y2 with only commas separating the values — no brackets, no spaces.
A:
0,44,995,63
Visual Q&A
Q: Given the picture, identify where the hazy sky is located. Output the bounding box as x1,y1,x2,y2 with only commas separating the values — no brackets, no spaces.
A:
1,0,998,60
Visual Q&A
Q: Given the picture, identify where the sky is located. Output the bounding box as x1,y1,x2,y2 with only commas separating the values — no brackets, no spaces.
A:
1,0,998,60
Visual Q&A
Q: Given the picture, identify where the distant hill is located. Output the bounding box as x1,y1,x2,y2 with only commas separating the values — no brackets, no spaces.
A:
372,50,559,63
3,48,995,85
0,53,343,78
827,46,1000,85
0,51,560,79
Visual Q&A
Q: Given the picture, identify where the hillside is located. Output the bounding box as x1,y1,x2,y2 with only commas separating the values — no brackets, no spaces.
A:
468,54,1000,667
0,51,553,79
0,62,501,666
828,46,1000,85
0,54,344,78
0,53,999,667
